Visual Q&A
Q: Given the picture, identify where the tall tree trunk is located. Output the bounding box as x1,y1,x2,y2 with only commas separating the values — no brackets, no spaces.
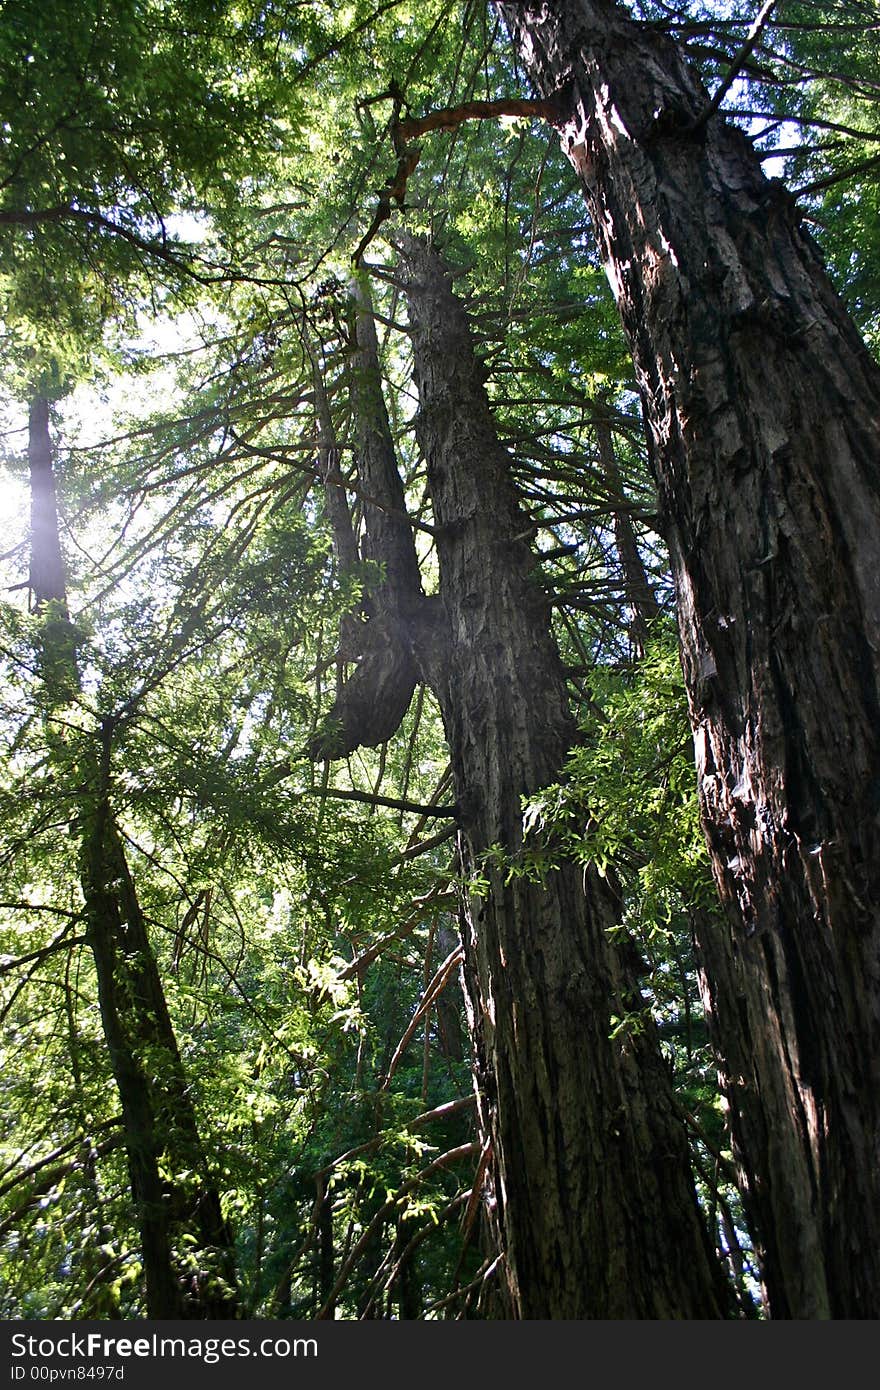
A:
27,401,238,1318
28,398,67,610
499,0,880,1317
595,416,661,656
316,1176,336,1319
399,234,728,1318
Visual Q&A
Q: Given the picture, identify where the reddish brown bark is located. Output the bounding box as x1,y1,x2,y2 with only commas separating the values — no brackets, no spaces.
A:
499,0,880,1317
398,234,729,1317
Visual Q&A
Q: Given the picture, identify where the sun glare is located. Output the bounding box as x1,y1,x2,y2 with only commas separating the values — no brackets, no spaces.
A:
0,466,28,569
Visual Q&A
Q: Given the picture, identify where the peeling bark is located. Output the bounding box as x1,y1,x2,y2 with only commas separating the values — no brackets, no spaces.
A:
499,0,880,1317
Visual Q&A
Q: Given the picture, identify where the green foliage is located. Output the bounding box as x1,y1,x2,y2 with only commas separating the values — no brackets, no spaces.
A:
0,0,290,394
1,0,872,1319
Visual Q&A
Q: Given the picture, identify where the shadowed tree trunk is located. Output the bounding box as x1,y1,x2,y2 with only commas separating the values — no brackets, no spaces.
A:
401,233,728,1317
314,237,729,1316
595,416,661,656
309,273,429,758
27,400,238,1318
498,0,880,1318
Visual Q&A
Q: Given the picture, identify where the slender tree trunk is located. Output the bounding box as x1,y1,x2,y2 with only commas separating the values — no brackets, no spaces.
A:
499,0,880,1317
308,274,429,757
316,1177,336,1319
28,398,67,609
80,776,238,1318
435,922,464,1061
399,235,728,1317
595,417,661,656
27,402,238,1318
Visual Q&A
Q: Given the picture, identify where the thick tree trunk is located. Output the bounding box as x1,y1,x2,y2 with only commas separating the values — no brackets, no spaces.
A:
28,403,238,1318
499,0,880,1317
399,234,728,1317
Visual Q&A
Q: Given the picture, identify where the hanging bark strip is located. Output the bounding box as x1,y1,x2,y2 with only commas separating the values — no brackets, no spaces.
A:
497,0,880,1318
27,402,238,1318
398,234,729,1318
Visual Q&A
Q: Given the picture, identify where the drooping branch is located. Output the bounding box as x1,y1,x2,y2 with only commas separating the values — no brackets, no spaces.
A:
315,1142,481,1319
306,786,457,817
380,944,464,1091
0,205,294,289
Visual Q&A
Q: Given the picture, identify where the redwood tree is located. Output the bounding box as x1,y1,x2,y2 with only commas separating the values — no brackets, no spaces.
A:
27,401,238,1318
314,239,729,1317
498,0,880,1318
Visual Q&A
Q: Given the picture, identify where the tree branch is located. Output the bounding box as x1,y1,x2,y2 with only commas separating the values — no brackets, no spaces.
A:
315,1141,480,1318
398,96,562,142
307,786,457,817
793,150,880,199
690,0,779,130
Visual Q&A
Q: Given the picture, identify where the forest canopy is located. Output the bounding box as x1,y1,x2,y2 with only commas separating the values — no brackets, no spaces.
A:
0,0,878,1320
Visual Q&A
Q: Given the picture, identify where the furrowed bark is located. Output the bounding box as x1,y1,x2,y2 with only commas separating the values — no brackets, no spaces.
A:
499,0,880,1317
399,233,728,1318
27,403,237,1318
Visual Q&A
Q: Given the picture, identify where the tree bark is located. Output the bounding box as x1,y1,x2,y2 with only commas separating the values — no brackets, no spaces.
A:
308,273,430,757
27,402,238,1318
499,0,880,1317
399,234,728,1317
80,777,238,1318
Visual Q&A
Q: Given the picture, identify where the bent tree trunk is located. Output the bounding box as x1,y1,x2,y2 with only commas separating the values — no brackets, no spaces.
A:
28,400,237,1318
308,273,427,758
399,235,728,1317
499,0,880,1317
